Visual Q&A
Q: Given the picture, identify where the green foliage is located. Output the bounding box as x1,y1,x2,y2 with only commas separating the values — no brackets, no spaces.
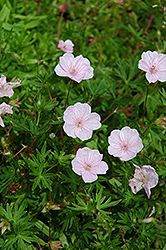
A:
0,0,166,249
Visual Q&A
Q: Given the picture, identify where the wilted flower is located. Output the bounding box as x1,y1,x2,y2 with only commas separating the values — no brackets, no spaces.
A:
0,218,11,235
71,147,108,183
63,102,101,141
0,102,13,127
155,116,166,129
50,241,63,250
138,51,166,83
58,39,74,53
108,126,143,161
129,164,158,198
55,53,94,83
0,75,21,98
148,206,155,217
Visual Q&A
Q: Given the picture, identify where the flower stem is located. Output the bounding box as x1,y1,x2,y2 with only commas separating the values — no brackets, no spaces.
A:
57,11,64,47
142,83,149,126
140,153,156,164
64,81,72,110
101,108,118,124
140,121,155,137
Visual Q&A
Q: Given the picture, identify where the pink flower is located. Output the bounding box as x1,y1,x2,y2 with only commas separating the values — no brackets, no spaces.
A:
0,102,13,127
0,75,21,98
138,51,166,83
58,39,74,53
129,164,158,198
63,102,101,141
71,147,108,183
55,53,94,83
108,126,143,161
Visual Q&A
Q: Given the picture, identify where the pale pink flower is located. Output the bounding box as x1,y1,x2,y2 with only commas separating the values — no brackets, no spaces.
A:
55,53,94,83
129,164,158,199
138,51,166,83
0,102,13,127
58,39,74,53
72,147,108,183
108,126,143,161
0,75,21,98
63,102,101,141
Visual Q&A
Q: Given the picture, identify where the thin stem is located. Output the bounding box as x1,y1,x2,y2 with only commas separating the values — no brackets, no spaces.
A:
45,84,52,100
64,81,72,110
60,126,64,147
4,126,15,154
57,11,64,47
12,145,26,158
120,229,130,250
40,117,55,132
140,153,156,164
140,122,155,137
101,108,118,124
142,83,149,126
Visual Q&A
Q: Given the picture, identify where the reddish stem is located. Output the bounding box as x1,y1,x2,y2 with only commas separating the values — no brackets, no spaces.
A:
120,229,130,250
12,145,26,158
140,153,156,164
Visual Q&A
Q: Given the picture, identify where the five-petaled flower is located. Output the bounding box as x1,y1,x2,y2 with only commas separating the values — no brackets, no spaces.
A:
0,102,13,127
71,147,108,183
63,102,101,141
129,164,158,198
55,53,94,83
0,75,21,98
138,51,166,83
58,39,74,53
108,126,143,161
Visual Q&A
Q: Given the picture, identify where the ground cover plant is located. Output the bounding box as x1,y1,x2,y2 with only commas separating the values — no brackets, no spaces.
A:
0,0,166,249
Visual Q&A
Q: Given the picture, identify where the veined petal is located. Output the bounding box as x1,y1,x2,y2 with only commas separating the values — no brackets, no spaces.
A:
91,161,108,174
82,171,98,183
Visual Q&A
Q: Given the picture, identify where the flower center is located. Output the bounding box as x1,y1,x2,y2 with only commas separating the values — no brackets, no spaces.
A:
150,65,157,73
0,83,5,90
121,141,129,150
75,117,84,128
70,66,78,76
84,163,91,171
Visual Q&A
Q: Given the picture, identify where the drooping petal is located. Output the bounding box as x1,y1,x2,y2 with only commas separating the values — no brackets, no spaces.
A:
142,165,158,188
0,117,4,127
129,179,143,194
143,184,151,199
